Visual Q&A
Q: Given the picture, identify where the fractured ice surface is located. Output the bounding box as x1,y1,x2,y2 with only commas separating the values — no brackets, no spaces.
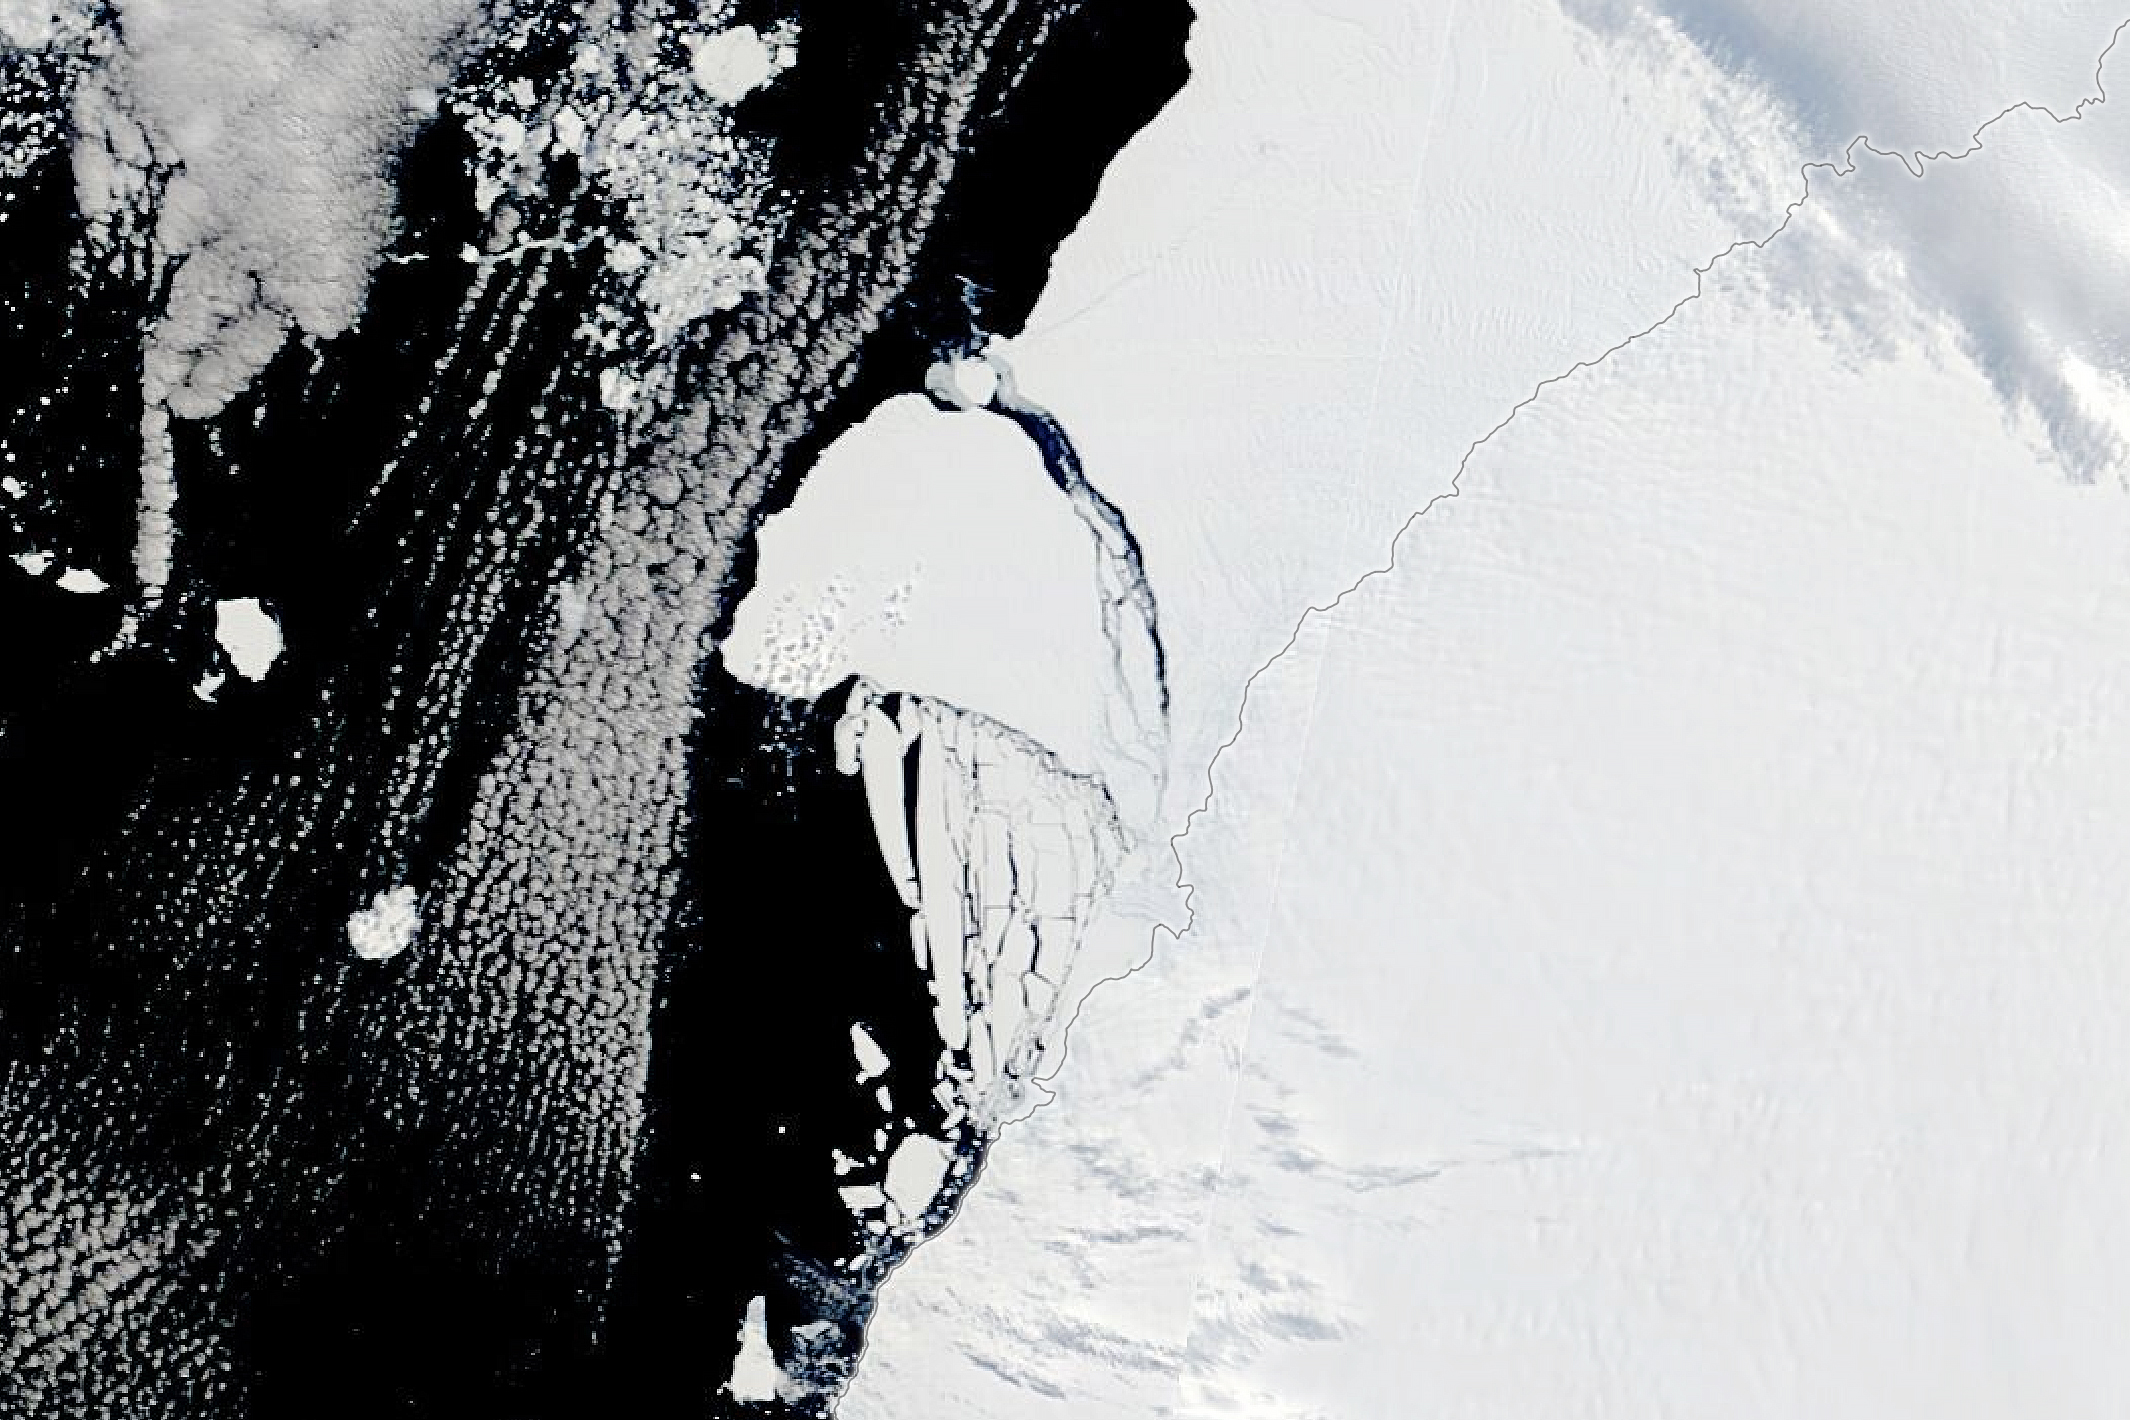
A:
834,674,1126,1135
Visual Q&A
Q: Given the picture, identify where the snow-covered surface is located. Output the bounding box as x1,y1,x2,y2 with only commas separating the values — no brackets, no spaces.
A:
729,400,1123,783
1574,3,2130,478
836,0,2130,1416
1215,263,2130,1420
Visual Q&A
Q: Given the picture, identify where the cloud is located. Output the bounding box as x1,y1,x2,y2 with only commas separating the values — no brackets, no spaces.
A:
97,0,480,418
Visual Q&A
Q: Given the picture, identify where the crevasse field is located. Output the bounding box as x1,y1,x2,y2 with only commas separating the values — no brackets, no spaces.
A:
731,1,2130,1415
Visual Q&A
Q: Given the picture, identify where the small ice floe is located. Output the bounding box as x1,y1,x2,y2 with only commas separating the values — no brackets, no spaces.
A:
850,1022,890,1083
881,1134,954,1220
723,1294,781,1405
347,886,421,962
55,566,106,594
833,682,923,909
192,672,227,703
10,550,50,577
688,25,781,104
923,352,1001,411
214,597,282,680
837,1184,887,1214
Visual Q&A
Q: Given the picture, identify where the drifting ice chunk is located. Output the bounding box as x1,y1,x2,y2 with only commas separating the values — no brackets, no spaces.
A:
214,597,282,681
923,354,1000,411
838,1184,886,1212
850,1023,890,1083
882,1134,954,1220
688,25,780,104
724,1294,781,1405
347,886,421,962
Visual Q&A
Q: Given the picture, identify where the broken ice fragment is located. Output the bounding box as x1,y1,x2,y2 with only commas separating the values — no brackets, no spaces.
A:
850,1023,889,1083
724,1295,780,1405
10,551,49,577
924,354,1000,411
347,886,421,962
688,26,779,105
837,1184,886,1213
214,597,282,681
837,688,921,908
55,567,106,594
882,1134,953,1219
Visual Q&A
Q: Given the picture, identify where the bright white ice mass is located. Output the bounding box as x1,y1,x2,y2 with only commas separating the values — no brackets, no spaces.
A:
213,597,282,682
823,0,2130,1417
347,886,420,963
